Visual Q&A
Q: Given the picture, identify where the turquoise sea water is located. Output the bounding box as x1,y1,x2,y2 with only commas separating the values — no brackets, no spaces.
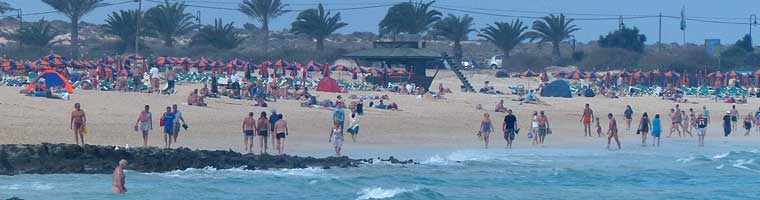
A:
2,140,760,200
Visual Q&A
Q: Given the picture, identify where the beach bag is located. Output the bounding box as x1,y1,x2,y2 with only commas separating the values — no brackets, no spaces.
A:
182,123,189,130
527,132,533,139
547,128,552,135
82,127,88,136
636,129,641,135
160,119,165,127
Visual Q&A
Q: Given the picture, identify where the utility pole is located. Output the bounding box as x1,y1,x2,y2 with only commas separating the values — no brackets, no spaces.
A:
17,9,22,47
135,0,142,56
658,12,662,44
750,14,757,45
196,11,201,27
618,15,625,29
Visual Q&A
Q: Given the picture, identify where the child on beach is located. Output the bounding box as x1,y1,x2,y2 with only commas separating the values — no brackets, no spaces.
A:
595,117,603,137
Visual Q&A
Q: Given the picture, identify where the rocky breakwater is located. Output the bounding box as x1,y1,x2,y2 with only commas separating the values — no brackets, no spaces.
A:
0,143,415,175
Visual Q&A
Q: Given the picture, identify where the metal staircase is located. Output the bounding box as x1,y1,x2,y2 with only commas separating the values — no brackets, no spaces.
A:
442,57,475,92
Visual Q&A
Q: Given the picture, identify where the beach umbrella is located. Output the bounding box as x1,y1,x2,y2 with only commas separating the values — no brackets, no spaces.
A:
273,59,289,68
194,57,210,71
727,70,740,78
583,72,598,79
122,54,143,61
632,71,648,79
330,64,350,72
35,59,51,69
707,71,724,79
180,57,195,66
520,69,539,77
565,71,583,80
155,57,173,66
288,63,301,77
616,71,631,78
650,69,662,76
100,56,115,64
41,54,67,68
304,61,321,71
664,71,680,78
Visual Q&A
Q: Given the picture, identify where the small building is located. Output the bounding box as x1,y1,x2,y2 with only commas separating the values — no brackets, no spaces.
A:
343,41,443,90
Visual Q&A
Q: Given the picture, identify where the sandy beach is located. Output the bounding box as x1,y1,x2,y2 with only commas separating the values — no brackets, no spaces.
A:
1,70,758,155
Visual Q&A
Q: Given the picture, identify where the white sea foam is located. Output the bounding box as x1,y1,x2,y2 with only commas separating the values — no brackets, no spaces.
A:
716,164,725,169
731,159,756,171
0,182,53,190
713,152,731,160
676,156,697,163
355,186,416,200
142,166,334,179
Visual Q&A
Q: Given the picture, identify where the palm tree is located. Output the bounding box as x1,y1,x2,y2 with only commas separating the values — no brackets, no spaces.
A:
144,0,196,47
433,14,474,64
42,0,103,59
291,3,347,50
0,1,13,14
6,19,62,48
478,19,529,69
527,14,579,62
379,1,441,39
104,10,142,53
239,0,287,56
191,19,243,50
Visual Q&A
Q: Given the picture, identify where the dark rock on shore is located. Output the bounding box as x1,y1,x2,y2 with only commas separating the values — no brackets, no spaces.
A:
0,143,414,175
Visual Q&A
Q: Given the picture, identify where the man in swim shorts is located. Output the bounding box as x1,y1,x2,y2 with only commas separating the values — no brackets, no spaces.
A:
274,114,289,155
257,112,270,154
242,112,256,153
581,104,594,137
502,109,517,148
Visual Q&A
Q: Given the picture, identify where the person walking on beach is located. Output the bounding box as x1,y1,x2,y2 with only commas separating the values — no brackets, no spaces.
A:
480,113,493,148
731,105,739,130
269,109,279,147
668,108,682,137
257,112,270,154
347,111,360,143
165,66,176,94
689,108,696,134
638,113,651,146
171,104,186,143
328,122,344,156
681,110,692,137
112,159,128,195
755,107,760,133
333,106,345,132
624,105,633,131
696,114,707,147
743,113,753,136
581,104,594,137
607,113,621,150
723,111,733,137
134,105,153,147
274,114,289,154
503,109,517,148
242,112,256,153
538,111,550,145
531,111,540,145
70,103,87,145
161,107,175,148
651,114,662,147
149,65,160,93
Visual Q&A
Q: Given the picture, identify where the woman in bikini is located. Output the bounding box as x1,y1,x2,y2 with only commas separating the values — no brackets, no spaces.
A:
480,113,493,148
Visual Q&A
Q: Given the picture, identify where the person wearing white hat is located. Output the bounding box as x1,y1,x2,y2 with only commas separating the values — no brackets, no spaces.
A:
723,110,732,137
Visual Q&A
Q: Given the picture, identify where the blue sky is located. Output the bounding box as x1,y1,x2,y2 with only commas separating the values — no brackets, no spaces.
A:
4,0,760,45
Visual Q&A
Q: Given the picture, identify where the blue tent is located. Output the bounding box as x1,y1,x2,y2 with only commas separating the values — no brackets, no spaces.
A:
540,80,571,98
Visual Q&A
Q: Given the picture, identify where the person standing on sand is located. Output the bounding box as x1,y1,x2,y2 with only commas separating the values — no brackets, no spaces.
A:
149,65,160,93
257,112,270,154
134,105,153,147
274,114,289,154
755,107,760,133
538,111,550,145
638,113,651,146
651,114,662,147
607,113,621,149
242,112,256,153
624,105,633,131
668,109,682,137
581,104,594,137
131,67,142,92
723,111,732,137
743,113,753,136
347,111,360,143
171,104,186,144
531,111,539,145
696,114,707,147
681,110,692,137
731,104,739,130
165,66,176,94
112,159,128,195
480,113,493,148
161,107,175,148
70,103,86,145
503,109,517,148
328,122,344,157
